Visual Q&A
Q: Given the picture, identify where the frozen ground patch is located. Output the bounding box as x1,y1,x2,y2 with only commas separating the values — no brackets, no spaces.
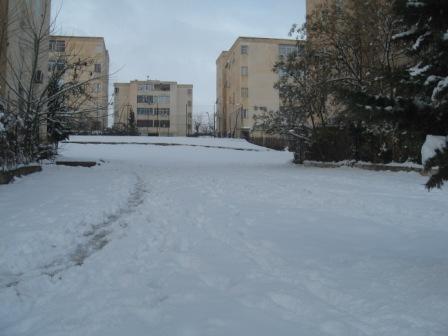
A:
1,137,447,336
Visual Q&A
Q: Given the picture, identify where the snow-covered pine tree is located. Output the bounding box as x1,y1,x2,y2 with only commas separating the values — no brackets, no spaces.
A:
393,0,448,189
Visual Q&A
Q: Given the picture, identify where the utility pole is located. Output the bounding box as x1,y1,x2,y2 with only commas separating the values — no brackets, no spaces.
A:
213,103,216,138
232,104,241,138
146,77,150,136
156,101,159,136
185,103,188,136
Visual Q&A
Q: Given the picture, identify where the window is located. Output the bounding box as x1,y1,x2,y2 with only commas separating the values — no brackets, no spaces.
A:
154,83,170,91
34,70,43,84
137,120,153,127
241,109,248,119
279,44,298,59
94,63,101,73
137,108,155,115
241,88,249,98
241,45,248,55
278,68,288,77
114,87,119,94
49,39,65,52
159,120,170,128
187,100,192,107
137,95,154,104
241,66,248,76
48,59,65,71
155,96,170,104
138,84,154,92
94,83,102,93
157,108,170,116
187,89,192,95
138,108,170,116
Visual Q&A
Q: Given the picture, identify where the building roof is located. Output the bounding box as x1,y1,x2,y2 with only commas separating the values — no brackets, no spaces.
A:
114,80,193,87
218,36,303,62
49,35,106,41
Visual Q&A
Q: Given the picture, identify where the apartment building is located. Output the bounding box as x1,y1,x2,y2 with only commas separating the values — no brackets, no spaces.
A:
0,0,51,136
48,35,110,131
113,80,193,137
216,37,300,138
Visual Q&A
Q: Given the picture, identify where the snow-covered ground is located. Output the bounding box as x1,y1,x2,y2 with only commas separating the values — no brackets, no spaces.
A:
1,137,447,336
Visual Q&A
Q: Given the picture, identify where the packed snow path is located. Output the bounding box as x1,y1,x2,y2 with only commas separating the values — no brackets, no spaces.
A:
1,136,447,336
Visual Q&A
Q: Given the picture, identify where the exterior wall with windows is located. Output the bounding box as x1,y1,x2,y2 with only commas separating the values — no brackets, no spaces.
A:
113,80,193,137
0,0,51,138
216,36,301,138
48,35,110,131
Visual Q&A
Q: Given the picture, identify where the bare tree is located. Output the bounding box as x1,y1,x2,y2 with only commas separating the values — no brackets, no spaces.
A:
1,0,111,169
263,0,409,163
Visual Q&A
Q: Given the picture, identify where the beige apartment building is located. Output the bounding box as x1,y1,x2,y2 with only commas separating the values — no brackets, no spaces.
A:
216,37,301,138
48,35,110,131
113,80,193,137
0,0,51,136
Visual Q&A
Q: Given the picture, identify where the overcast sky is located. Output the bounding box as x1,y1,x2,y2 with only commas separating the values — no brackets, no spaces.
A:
51,0,306,115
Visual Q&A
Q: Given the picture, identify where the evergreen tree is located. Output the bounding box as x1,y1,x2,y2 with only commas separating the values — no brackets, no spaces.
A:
127,109,139,136
47,75,70,147
393,0,448,189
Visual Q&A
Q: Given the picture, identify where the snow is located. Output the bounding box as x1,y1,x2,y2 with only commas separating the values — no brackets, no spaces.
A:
421,134,447,164
392,23,417,40
406,1,426,8
432,76,448,102
1,137,448,336
412,31,431,51
409,62,430,77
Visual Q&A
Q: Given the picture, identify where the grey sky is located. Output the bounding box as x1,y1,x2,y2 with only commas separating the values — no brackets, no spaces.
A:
51,0,306,115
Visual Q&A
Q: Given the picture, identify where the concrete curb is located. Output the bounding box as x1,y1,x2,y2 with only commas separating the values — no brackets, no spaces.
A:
302,161,436,175
0,165,42,185
56,161,97,168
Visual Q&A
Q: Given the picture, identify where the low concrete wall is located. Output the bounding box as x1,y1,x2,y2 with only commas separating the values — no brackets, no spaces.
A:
56,161,97,168
303,161,428,174
0,165,42,185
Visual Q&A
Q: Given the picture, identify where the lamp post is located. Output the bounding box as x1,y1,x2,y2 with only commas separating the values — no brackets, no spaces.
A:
206,112,211,136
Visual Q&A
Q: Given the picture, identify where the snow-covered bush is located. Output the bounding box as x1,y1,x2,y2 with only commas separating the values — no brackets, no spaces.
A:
422,135,447,165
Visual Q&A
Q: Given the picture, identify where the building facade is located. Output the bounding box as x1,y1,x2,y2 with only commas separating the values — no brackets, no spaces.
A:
216,37,300,138
0,0,51,136
113,80,193,137
48,35,110,131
